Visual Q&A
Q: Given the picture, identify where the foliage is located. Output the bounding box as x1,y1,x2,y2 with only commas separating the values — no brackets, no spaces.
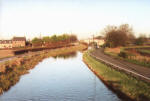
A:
104,24,135,48
42,36,51,43
31,37,43,46
135,34,148,45
50,35,58,42
31,34,78,46
118,51,128,58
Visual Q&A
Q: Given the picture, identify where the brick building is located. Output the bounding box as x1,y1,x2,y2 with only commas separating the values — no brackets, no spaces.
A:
12,37,26,48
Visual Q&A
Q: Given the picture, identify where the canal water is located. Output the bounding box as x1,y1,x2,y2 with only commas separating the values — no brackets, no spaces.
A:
0,52,122,101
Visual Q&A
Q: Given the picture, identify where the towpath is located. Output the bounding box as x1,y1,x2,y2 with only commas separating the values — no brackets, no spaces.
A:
91,48,150,83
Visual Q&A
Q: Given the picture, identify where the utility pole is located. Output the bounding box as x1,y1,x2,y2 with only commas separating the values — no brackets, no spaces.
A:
93,34,94,43
91,34,95,48
40,32,42,39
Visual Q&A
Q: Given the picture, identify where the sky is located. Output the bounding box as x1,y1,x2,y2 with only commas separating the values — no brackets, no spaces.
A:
0,0,150,39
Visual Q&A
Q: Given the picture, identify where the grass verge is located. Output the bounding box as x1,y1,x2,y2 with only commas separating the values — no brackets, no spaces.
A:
83,52,150,101
104,47,150,68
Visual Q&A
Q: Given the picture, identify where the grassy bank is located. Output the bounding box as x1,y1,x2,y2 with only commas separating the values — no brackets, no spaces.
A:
0,44,87,94
83,52,150,101
104,47,150,68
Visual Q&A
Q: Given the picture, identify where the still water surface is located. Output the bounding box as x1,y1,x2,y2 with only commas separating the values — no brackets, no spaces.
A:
0,52,122,101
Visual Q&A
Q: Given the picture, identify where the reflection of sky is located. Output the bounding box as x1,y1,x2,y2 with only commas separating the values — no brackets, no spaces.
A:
1,0,150,39
0,52,121,101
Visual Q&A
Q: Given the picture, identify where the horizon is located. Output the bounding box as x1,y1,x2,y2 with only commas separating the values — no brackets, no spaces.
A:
0,0,150,39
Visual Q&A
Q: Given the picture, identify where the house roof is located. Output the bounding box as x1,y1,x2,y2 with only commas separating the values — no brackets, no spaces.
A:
0,40,12,44
13,37,26,41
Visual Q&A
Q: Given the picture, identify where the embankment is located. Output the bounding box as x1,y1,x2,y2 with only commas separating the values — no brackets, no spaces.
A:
0,50,14,59
13,43,75,55
0,44,87,94
83,52,150,101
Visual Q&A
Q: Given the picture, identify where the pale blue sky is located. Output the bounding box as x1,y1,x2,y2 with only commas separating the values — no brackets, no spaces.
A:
0,0,150,39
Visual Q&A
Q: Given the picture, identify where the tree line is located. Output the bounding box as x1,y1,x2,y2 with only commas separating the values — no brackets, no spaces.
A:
103,24,150,47
31,34,78,46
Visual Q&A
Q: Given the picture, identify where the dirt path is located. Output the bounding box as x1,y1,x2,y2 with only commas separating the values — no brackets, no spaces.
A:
91,48,150,83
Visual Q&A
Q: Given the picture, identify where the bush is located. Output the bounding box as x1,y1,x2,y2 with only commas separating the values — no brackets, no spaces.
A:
118,51,128,58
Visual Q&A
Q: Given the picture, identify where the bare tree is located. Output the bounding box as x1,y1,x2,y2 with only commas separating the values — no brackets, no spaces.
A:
104,24,134,47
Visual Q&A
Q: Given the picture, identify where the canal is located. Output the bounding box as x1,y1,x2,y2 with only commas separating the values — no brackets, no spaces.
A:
0,52,122,101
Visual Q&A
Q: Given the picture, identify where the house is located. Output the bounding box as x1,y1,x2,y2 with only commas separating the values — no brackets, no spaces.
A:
0,40,12,48
0,37,26,49
12,37,26,48
83,36,105,46
93,39,105,46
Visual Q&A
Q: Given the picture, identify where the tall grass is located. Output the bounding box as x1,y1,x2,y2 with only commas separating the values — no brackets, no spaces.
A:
137,49,150,55
104,47,150,68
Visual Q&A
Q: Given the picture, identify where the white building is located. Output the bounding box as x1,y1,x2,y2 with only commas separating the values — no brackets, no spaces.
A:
0,37,26,49
0,40,12,49
83,38,105,46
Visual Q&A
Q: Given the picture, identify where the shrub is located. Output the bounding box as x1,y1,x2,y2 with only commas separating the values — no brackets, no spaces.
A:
118,51,128,58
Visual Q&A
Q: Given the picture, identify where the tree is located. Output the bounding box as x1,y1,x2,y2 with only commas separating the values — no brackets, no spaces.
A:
26,39,32,46
127,33,136,44
105,30,128,47
42,36,51,43
104,24,134,47
135,34,148,45
31,34,78,47
69,34,78,42
119,24,135,43
119,24,133,35
31,37,43,46
61,34,69,42
50,35,58,42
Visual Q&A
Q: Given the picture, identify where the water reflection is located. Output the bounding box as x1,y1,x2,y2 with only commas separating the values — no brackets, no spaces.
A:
0,52,122,101
0,64,27,94
0,51,78,95
53,52,77,59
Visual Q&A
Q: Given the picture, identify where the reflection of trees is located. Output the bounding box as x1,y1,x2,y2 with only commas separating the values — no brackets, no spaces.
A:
0,64,27,94
0,54,45,95
53,52,77,59
0,51,78,95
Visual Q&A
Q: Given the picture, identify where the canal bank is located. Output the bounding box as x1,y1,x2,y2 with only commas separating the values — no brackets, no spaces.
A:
83,52,150,101
0,44,87,95
0,51,123,101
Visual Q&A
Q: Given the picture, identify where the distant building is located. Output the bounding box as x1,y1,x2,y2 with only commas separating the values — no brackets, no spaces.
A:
83,37,105,46
0,40,12,48
0,37,26,49
12,37,26,48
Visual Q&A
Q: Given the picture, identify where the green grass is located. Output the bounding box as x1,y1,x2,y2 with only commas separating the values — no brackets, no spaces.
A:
104,51,118,57
125,58,150,68
104,47,150,68
123,45,150,49
83,52,150,101
137,49,150,54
